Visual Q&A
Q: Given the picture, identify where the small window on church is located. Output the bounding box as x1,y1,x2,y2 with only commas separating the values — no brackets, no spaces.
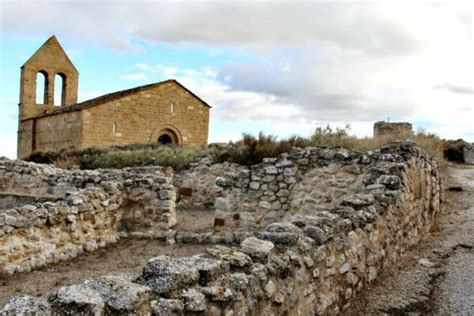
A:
171,103,175,114
112,122,117,133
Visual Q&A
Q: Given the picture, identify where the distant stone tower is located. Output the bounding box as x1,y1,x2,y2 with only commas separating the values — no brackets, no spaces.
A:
373,121,413,137
18,36,79,156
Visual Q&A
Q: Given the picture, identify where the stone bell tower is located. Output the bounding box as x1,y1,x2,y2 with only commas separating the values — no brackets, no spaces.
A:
17,35,79,158
19,35,79,120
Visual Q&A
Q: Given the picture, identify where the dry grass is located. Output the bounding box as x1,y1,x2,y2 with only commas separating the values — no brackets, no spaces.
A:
216,125,448,168
27,125,448,170
27,144,215,170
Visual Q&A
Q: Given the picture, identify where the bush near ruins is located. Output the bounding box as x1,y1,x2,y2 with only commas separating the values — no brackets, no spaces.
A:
216,125,448,167
27,144,215,170
27,125,448,170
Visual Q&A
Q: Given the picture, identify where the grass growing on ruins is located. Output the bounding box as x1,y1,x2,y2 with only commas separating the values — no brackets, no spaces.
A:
27,144,215,170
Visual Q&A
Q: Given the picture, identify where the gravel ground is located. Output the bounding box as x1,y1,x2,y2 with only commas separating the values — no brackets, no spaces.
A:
346,164,474,315
431,166,474,315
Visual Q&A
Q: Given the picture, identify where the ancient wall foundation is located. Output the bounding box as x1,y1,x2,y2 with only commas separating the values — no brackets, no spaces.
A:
0,159,176,275
1,141,444,315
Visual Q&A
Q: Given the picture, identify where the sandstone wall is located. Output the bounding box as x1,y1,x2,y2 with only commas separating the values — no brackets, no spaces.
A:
82,81,209,149
0,158,176,275
34,110,83,153
1,142,444,315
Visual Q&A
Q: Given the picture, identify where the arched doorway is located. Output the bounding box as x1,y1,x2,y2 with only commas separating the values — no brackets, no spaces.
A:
157,128,179,145
158,134,173,144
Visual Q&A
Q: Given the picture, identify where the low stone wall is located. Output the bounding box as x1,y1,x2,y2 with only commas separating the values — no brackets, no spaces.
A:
0,193,58,209
0,159,176,275
174,158,243,211
1,142,444,314
213,142,442,231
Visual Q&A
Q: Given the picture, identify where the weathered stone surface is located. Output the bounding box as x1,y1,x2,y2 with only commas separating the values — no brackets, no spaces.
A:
151,298,184,315
207,245,253,268
192,255,230,284
85,275,152,313
265,222,301,234
258,232,300,246
303,225,328,245
378,175,401,190
47,284,105,315
182,288,206,312
1,295,51,314
340,194,375,208
241,237,275,262
137,256,200,294
201,286,234,302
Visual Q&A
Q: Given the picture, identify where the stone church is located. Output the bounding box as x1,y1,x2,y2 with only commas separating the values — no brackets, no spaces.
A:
17,36,210,159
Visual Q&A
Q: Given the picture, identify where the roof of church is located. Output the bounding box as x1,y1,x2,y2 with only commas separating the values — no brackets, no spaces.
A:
34,79,211,119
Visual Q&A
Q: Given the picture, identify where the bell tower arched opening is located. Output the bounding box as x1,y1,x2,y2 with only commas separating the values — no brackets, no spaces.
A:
35,71,48,105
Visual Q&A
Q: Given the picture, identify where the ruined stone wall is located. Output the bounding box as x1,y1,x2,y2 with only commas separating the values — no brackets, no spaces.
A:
0,193,57,209
82,81,209,150
464,142,474,164
174,158,243,211
0,158,176,275
1,142,444,315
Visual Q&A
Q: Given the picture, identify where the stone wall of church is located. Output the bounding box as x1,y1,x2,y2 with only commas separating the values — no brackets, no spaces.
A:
82,81,209,149
35,110,83,153
18,111,83,160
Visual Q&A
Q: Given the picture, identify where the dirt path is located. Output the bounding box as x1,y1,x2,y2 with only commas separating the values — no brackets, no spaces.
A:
431,166,474,315
346,164,474,315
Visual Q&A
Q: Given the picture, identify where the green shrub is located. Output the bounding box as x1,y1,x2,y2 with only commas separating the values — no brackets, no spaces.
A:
27,144,215,170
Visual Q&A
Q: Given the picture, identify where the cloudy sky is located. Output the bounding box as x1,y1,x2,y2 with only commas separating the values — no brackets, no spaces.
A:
0,0,472,158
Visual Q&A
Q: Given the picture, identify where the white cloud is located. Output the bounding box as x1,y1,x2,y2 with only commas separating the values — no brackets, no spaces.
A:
120,72,148,82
